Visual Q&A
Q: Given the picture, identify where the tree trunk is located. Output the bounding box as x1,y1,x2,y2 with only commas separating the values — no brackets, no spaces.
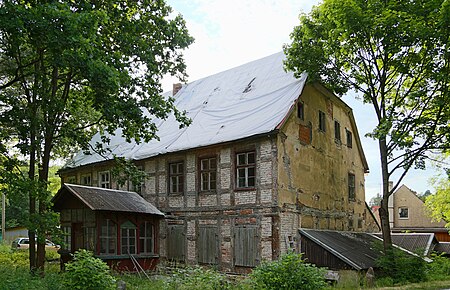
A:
28,126,36,273
378,138,392,252
36,139,52,272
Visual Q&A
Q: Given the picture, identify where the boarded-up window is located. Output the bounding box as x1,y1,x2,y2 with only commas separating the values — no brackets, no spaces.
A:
348,173,356,200
198,226,218,264
167,225,185,261
234,226,258,267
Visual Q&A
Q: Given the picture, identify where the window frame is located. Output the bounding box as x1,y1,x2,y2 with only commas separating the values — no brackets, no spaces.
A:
121,221,137,255
318,110,326,132
199,157,217,192
297,101,304,120
66,176,76,184
169,161,184,194
346,129,353,148
99,219,117,255
334,120,341,142
81,174,92,186
139,221,154,254
98,171,110,189
348,173,356,201
84,227,96,251
399,207,409,219
235,151,256,190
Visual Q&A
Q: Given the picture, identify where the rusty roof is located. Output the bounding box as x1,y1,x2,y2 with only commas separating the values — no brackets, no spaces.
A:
53,184,164,216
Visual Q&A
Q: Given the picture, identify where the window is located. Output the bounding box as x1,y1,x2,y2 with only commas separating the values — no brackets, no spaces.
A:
334,120,341,142
234,226,258,267
348,173,356,200
399,207,409,219
133,166,145,194
100,219,116,255
169,162,184,193
81,174,91,186
99,171,110,188
200,157,217,191
167,225,185,261
62,226,71,251
346,129,353,148
236,152,256,188
121,221,137,255
139,222,154,254
84,227,96,251
66,176,76,184
297,101,304,120
198,226,218,264
319,110,326,132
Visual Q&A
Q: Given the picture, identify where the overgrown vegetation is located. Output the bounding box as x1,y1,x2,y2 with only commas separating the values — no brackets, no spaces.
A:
64,249,116,290
250,252,327,290
1,245,450,289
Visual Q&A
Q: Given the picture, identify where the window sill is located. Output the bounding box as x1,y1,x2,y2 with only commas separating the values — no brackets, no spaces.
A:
234,187,256,192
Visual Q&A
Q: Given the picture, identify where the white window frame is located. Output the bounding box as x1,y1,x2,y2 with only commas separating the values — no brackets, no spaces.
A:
99,171,110,189
100,219,116,255
236,152,256,189
121,221,137,255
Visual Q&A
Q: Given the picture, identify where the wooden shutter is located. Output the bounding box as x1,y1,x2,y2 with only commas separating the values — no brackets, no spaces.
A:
234,226,258,267
167,225,185,261
198,226,218,264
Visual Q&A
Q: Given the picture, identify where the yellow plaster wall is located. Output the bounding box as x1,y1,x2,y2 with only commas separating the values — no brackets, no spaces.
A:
277,84,374,231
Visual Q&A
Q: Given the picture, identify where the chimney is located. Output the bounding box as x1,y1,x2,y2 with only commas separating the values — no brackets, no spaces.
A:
173,83,182,96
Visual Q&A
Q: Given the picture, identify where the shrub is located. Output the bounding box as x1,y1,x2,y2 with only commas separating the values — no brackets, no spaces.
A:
163,266,232,290
64,249,116,290
427,253,450,281
249,252,327,290
376,247,427,285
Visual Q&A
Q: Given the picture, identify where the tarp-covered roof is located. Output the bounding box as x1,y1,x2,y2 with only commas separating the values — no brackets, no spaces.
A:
65,52,307,168
53,184,164,216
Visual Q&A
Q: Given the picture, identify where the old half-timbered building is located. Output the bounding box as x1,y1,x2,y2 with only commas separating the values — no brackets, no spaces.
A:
59,52,379,273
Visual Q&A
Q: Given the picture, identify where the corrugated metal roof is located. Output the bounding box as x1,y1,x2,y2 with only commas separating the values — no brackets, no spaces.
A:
65,52,308,168
299,229,383,270
373,233,436,256
54,184,164,216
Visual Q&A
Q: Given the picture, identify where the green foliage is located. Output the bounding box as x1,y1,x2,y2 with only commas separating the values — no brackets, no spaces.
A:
425,178,450,227
163,266,232,290
249,252,327,290
376,248,427,285
64,249,116,290
427,253,450,281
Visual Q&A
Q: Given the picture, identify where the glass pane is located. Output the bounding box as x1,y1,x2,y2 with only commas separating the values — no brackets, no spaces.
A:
146,239,152,253
178,176,184,192
238,168,246,178
100,238,106,253
210,172,216,190
209,158,216,169
147,224,153,237
238,177,246,188
248,166,255,178
178,163,183,173
248,177,255,187
201,159,208,170
247,152,255,164
237,153,246,165
171,176,177,192
139,239,144,253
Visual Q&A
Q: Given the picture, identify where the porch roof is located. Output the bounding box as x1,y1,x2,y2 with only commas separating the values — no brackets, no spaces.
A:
53,184,164,216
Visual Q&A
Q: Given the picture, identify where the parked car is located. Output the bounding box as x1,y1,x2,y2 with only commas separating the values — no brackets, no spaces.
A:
11,237,60,251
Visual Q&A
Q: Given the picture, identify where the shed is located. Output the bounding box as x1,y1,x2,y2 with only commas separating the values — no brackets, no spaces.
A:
52,184,164,271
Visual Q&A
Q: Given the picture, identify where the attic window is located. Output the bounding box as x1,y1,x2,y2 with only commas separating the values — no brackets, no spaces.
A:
242,77,256,93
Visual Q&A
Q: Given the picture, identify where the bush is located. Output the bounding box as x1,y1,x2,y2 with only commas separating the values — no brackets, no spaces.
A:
249,252,327,290
163,266,232,290
64,249,116,290
376,247,427,285
427,253,450,281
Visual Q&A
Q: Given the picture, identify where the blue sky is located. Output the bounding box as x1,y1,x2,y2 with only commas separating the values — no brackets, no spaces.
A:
162,0,440,201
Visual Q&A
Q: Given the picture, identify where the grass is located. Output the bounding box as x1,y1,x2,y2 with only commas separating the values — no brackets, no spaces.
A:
1,242,450,290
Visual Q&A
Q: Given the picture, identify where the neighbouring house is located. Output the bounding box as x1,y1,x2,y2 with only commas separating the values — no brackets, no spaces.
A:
1,226,28,242
386,184,449,242
52,184,164,271
59,52,379,273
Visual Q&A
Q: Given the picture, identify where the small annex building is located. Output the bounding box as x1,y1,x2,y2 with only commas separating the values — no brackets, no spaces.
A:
52,184,164,271
59,52,379,273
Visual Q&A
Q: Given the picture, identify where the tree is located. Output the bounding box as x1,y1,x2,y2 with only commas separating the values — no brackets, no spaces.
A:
425,177,450,227
369,193,382,207
0,0,193,273
284,0,450,253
